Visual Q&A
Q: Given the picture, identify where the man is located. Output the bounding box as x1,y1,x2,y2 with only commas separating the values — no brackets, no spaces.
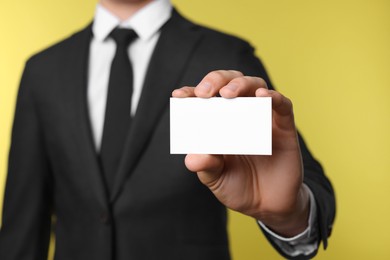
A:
0,0,335,259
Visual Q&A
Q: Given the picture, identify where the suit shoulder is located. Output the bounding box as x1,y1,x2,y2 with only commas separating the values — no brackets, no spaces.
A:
174,11,271,82
173,10,254,52
25,24,91,69
198,25,251,48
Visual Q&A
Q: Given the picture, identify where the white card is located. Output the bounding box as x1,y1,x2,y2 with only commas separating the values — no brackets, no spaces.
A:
170,97,272,155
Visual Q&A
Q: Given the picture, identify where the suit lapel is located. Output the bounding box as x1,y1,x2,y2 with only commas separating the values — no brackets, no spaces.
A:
61,24,109,207
110,11,203,202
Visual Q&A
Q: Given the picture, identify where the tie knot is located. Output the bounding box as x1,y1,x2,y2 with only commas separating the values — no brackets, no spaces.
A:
110,28,138,47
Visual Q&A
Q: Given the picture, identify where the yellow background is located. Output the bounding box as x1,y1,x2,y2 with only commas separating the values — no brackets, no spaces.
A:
1,0,389,259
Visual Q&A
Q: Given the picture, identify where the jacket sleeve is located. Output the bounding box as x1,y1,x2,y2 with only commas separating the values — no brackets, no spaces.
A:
0,59,53,260
236,40,336,259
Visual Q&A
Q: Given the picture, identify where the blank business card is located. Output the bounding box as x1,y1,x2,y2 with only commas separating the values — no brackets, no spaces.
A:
170,97,272,155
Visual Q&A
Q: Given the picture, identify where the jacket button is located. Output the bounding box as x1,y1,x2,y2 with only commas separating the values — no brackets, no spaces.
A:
100,212,111,225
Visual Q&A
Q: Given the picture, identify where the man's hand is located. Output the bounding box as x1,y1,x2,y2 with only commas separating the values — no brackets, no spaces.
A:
172,70,310,237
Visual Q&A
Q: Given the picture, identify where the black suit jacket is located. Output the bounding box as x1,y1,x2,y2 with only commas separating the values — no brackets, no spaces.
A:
0,9,335,260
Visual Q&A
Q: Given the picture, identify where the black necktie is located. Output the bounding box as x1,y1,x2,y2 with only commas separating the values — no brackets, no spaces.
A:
100,28,138,191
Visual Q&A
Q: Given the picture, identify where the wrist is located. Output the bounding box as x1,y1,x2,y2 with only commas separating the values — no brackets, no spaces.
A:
257,185,310,237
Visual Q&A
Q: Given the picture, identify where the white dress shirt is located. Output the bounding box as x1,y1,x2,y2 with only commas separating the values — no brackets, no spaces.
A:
88,0,172,150
87,0,318,257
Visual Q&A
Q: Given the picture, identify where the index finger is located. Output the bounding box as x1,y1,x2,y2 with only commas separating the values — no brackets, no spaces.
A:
194,70,244,98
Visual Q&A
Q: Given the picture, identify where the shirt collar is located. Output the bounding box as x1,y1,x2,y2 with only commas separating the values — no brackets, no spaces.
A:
92,0,172,42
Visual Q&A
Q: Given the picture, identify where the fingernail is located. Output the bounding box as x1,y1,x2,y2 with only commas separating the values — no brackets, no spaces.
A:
199,82,212,92
225,83,238,92
171,89,181,96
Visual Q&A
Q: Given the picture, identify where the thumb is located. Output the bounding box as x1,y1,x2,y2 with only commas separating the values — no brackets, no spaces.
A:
185,154,225,187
